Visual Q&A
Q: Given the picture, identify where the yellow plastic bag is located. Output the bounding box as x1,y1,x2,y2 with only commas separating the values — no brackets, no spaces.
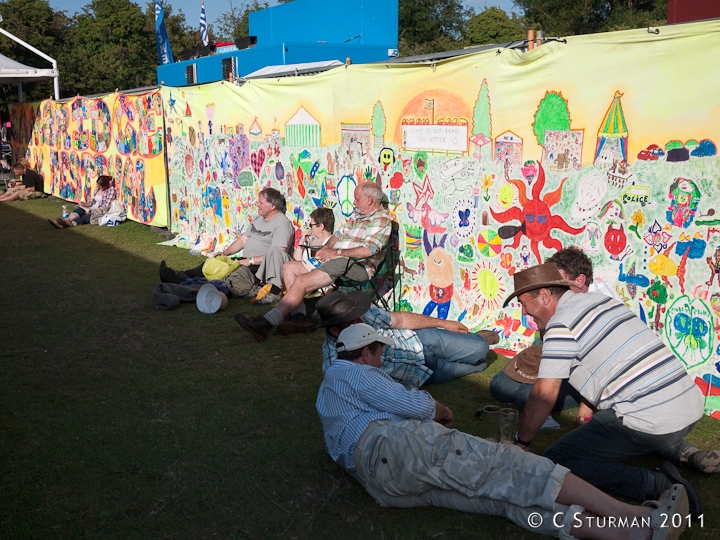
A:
202,255,241,281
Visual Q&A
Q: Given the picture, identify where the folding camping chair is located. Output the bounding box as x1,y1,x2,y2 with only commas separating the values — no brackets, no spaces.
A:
332,221,401,310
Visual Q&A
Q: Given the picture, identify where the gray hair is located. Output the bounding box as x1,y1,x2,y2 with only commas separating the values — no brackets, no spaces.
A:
358,181,384,203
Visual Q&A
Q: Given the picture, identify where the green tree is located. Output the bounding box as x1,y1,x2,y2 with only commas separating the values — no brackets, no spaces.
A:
0,0,70,112
472,79,491,137
467,7,525,45
515,0,668,36
62,0,156,95
215,0,268,42
532,91,571,147
398,0,470,56
371,100,385,148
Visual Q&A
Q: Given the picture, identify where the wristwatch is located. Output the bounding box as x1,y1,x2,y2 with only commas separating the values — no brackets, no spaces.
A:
514,431,532,447
337,249,342,256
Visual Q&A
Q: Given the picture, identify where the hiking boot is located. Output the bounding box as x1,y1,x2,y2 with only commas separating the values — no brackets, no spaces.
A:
477,330,500,345
687,450,720,473
277,314,316,336
658,461,702,520
253,292,283,305
234,313,273,342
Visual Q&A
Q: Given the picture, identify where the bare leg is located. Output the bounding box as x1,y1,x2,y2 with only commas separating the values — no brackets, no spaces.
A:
282,260,310,291
63,213,80,226
558,473,665,540
275,269,333,318
0,191,20,202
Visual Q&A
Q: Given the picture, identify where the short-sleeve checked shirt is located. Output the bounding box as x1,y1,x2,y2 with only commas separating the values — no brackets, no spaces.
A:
322,305,433,388
333,207,393,277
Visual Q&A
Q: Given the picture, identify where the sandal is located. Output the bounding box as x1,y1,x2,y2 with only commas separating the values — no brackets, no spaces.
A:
642,484,689,540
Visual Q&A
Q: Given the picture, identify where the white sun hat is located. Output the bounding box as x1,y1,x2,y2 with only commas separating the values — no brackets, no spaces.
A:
196,283,229,314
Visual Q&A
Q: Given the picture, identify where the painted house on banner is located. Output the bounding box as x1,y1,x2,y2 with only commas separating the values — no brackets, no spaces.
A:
494,131,523,166
285,107,321,147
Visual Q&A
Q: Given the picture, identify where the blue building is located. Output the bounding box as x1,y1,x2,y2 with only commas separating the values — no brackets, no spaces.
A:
157,0,398,86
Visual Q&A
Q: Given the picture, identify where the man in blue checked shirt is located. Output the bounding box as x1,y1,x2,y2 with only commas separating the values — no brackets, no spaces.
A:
315,290,499,388
316,323,688,540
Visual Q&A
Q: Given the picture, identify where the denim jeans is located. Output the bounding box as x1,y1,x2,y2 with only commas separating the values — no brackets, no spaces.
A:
490,371,582,412
543,408,697,501
416,328,489,385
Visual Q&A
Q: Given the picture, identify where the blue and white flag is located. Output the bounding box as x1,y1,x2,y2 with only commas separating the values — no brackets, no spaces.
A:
155,0,174,65
199,0,209,47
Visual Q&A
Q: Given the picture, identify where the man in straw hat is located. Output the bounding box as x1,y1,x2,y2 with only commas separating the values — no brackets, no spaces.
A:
506,262,717,520
315,290,499,388
316,322,689,540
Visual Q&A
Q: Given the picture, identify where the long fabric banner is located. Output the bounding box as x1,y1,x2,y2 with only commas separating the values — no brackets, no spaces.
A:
16,90,169,227
160,20,720,416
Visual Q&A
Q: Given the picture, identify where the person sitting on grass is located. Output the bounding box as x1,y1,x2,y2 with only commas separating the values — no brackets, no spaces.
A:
49,175,117,228
507,262,717,522
160,187,293,304
316,322,689,540
234,181,392,341
0,160,44,203
491,248,605,421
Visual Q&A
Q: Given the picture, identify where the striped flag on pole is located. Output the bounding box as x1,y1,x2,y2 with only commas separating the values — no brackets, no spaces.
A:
155,0,174,65
200,0,209,47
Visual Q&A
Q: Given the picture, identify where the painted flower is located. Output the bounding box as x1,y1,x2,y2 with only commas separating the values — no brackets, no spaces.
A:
480,174,494,190
643,220,672,252
631,209,646,228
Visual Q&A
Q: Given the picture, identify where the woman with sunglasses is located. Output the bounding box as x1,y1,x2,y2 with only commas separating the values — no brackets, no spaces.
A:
293,207,335,268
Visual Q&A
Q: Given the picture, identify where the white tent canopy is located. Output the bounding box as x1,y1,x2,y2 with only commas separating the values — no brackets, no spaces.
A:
243,60,343,79
0,51,56,84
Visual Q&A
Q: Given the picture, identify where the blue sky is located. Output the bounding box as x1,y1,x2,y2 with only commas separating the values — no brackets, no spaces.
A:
49,0,520,27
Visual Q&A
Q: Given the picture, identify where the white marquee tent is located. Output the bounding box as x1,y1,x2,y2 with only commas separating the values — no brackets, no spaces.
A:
0,52,58,101
0,51,56,84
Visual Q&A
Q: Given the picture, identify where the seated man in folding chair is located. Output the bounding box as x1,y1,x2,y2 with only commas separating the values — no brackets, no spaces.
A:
235,181,393,342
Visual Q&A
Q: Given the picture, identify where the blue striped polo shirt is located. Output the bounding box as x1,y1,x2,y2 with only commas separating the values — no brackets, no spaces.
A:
538,291,703,435
316,360,436,475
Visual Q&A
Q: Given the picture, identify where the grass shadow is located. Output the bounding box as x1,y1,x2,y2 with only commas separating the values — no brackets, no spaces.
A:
1,199,718,539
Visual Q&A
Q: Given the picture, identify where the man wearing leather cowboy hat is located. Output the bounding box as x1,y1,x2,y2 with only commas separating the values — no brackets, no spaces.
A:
506,262,713,520
315,290,499,388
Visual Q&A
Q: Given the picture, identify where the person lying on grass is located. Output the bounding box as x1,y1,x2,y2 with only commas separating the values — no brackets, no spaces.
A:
316,322,689,540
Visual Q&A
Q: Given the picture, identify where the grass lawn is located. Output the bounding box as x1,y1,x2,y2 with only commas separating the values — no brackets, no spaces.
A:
1,199,719,539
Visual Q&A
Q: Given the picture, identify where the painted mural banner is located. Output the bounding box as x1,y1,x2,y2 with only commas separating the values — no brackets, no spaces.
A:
159,20,720,416
15,90,169,227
